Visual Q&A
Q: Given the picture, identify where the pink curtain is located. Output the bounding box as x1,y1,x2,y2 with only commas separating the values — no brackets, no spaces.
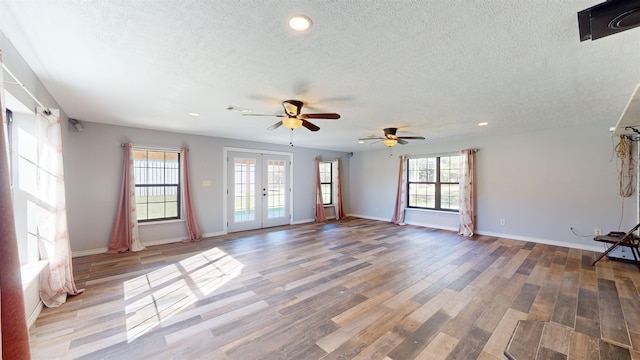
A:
333,159,346,219
0,49,32,359
181,147,203,242
36,108,84,307
314,158,327,222
391,155,407,225
458,149,475,237
108,143,145,253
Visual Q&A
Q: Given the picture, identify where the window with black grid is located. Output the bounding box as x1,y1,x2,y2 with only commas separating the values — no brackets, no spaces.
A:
133,149,181,222
407,155,460,211
319,161,332,205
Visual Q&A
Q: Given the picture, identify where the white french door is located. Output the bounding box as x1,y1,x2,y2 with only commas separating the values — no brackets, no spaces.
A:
226,150,291,233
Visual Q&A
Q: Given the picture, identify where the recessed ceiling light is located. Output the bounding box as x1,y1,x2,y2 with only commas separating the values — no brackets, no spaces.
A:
478,122,489,126
289,15,312,31
358,140,365,144
189,112,199,117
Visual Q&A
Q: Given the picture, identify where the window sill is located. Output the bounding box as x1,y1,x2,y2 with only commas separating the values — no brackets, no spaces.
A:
138,219,185,226
21,260,49,290
323,204,334,208
406,208,459,215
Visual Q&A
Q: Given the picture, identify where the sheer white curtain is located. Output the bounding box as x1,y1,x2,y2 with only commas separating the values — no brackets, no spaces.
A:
458,149,475,237
314,158,327,222
391,155,407,225
332,159,346,220
35,108,84,307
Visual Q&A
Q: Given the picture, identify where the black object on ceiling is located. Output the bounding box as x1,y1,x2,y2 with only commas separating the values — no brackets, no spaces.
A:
578,0,640,41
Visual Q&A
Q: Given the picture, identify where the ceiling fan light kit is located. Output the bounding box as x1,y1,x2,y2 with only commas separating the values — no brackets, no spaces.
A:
283,117,303,130
383,138,398,147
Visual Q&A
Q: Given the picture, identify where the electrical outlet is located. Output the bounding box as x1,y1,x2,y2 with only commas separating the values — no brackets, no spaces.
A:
500,219,506,225
594,228,602,236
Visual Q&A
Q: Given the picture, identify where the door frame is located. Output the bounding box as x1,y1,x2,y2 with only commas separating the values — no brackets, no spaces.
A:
223,147,294,234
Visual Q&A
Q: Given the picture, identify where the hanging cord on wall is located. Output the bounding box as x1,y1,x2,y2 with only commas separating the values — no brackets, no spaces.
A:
619,196,626,231
614,135,635,197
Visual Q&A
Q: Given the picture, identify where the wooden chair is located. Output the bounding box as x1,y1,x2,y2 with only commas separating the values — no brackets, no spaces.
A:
592,223,640,270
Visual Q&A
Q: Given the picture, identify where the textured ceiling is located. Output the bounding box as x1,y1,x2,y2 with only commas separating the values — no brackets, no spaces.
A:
1,0,640,152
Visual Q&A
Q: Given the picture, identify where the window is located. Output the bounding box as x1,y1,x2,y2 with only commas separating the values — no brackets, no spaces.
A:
319,161,332,205
133,149,181,222
407,154,460,211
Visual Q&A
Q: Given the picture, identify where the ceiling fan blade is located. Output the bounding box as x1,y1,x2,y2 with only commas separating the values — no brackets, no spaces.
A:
358,137,385,141
267,121,283,130
301,119,320,131
398,139,409,145
398,136,426,140
243,113,285,117
299,113,341,119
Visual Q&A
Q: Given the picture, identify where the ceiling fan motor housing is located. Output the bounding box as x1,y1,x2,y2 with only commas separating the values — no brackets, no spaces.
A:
283,100,304,116
384,127,398,139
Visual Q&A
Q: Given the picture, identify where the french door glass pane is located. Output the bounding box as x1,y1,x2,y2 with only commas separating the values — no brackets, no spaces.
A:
234,158,256,222
267,159,285,219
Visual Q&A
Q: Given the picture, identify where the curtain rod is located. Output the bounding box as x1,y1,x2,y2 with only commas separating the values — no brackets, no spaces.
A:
121,143,189,151
2,63,51,115
400,148,479,158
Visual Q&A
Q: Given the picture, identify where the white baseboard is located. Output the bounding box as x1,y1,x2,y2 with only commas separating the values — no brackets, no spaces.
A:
72,220,605,257
347,213,390,222
404,220,459,232
71,231,226,257
475,230,604,252
27,301,43,328
348,214,604,253
293,218,314,225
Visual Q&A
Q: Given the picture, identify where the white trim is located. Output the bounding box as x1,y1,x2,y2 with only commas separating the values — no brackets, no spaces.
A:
27,301,44,328
349,213,604,252
223,147,294,234
293,218,314,225
405,208,459,215
21,260,48,289
347,213,391,222
21,260,48,328
224,146,292,157
138,219,184,226
71,231,225,257
404,219,459,232
476,230,603,252
72,247,108,257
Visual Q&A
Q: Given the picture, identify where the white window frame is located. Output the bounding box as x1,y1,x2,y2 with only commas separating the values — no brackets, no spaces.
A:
132,146,182,223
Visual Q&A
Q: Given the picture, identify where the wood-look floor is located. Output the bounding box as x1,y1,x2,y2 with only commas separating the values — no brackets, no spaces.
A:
29,217,640,359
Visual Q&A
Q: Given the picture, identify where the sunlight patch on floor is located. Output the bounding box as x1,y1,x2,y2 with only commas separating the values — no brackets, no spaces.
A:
123,247,244,342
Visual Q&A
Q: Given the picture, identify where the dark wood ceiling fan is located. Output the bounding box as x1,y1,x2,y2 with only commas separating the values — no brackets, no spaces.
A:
242,99,340,131
359,128,425,147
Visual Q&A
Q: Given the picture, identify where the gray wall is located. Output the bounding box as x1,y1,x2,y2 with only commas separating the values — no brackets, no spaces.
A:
65,121,349,253
348,123,636,251
4,27,636,255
